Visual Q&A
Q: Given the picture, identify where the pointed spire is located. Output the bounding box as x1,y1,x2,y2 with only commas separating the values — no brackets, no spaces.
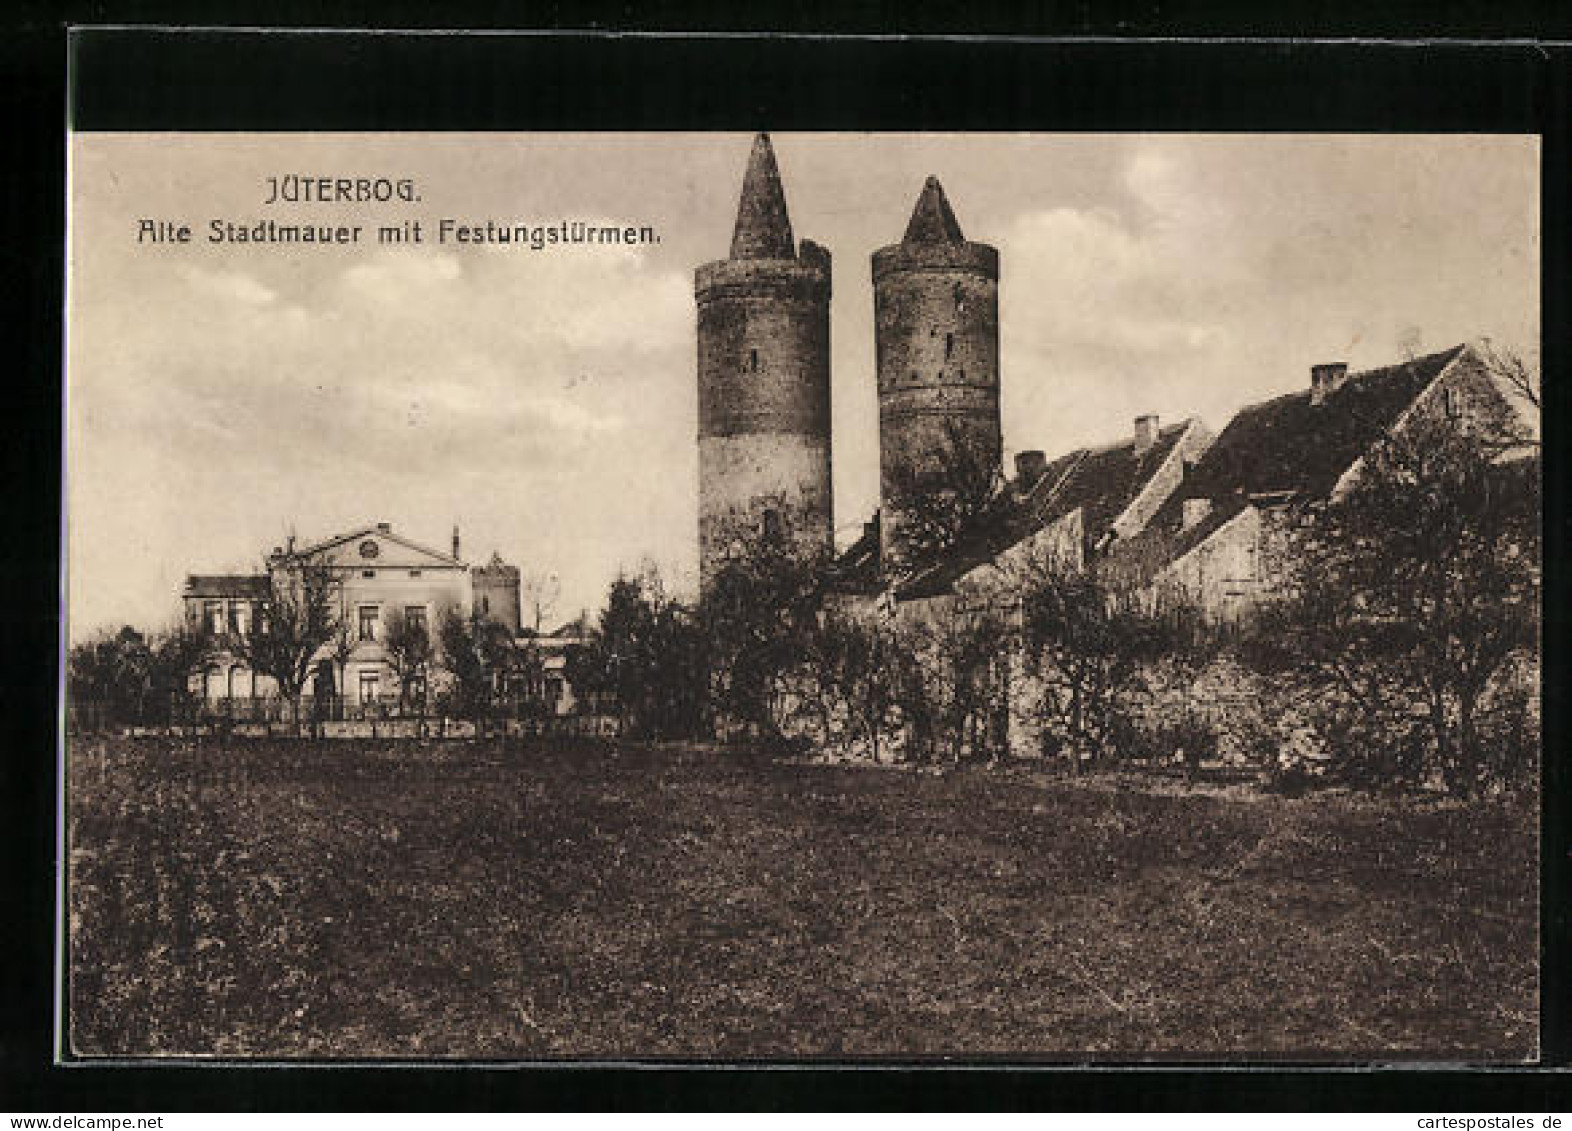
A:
902,175,966,245
730,133,796,260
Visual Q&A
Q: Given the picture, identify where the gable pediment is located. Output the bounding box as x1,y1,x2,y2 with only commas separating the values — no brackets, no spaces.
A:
297,527,464,571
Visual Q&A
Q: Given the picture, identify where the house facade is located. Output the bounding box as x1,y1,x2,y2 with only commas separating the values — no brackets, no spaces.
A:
182,521,518,712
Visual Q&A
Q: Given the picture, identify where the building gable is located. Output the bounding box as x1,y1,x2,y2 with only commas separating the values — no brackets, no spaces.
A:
288,524,466,572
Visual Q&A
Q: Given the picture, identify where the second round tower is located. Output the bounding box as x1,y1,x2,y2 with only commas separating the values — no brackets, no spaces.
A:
873,176,1002,570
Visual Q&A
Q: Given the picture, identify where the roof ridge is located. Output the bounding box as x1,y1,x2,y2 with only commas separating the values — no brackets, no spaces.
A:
291,524,464,566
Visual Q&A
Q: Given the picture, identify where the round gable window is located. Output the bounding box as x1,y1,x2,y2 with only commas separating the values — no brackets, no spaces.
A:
359,540,380,559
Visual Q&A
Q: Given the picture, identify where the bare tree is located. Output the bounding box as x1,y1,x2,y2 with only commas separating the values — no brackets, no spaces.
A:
520,568,562,634
796,611,900,761
883,418,1004,568
1252,416,1540,796
1005,550,1163,772
151,620,215,733
573,566,710,741
1477,340,1541,429
383,607,434,716
698,535,826,743
895,599,1014,765
234,563,342,735
438,607,524,737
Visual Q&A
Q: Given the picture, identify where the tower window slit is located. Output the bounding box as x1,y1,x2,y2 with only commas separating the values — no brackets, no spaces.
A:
945,333,954,359
749,348,759,372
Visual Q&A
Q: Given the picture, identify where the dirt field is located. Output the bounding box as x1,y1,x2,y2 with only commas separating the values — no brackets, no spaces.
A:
65,735,1538,1060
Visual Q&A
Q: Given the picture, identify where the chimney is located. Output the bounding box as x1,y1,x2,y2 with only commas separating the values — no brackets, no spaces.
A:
1015,449,1047,486
375,521,391,533
1182,498,1213,530
1134,414,1159,457
1310,362,1349,406
452,525,461,560
286,534,296,553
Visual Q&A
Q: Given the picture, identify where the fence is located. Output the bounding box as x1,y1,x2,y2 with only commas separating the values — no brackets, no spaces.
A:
66,691,622,739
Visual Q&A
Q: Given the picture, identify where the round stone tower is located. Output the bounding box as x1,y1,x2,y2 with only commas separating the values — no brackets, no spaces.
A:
695,134,833,591
873,176,1001,570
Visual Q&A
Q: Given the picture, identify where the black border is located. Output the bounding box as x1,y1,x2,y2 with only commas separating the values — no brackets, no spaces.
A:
4,20,1569,1110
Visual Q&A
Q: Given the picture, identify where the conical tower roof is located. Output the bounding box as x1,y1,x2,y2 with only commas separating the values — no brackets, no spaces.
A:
902,175,966,245
729,133,796,260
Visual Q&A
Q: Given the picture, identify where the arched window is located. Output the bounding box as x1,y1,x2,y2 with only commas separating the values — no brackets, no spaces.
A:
204,665,224,702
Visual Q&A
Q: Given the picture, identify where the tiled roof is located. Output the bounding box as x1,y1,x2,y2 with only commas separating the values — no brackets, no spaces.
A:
896,421,1193,600
1178,345,1466,504
1114,344,1470,582
548,614,594,639
184,574,270,598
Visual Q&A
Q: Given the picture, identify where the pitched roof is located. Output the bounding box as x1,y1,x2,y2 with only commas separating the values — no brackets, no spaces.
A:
1182,345,1467,504
903,176,966,245
184,574,270,598
289,523,465,567
896,421,1193,600
1113,344,1471,581
729,133,795,260
547,613,594,639
829,513,884,595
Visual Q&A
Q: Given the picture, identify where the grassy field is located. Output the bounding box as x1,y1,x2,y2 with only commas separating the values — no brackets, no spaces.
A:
66,735,1537,1060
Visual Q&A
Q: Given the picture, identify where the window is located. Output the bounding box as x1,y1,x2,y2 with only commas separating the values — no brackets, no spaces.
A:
406,605,428,635
205,601,223,635
358,669,379,705
481,596,490,614
408,569,422,578
945,332,954,360
358,605,379,642
362,569,376,579
234,603,250,637
1443,387,1466,420
762,508,783,542
749,348,759,372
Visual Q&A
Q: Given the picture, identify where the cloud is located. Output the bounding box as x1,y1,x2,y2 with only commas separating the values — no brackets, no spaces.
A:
70,220,697,636
68,134,1539,640
176,263,279,307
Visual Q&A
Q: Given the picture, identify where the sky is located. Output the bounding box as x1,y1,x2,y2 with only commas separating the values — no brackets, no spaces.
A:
67,132,1539,640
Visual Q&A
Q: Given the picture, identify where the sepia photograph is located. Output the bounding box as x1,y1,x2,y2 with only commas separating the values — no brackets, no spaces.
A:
63,128,1541,1061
